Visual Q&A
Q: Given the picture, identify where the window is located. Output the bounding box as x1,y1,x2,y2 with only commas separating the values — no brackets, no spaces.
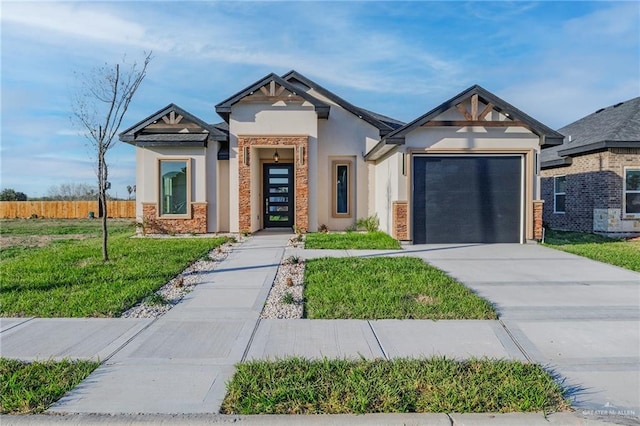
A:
332,160,352,218
554,175,566,213
159,159,190,216
624,168,640,216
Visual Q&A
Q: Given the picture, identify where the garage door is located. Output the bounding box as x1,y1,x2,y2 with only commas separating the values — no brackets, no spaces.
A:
413,156,522,244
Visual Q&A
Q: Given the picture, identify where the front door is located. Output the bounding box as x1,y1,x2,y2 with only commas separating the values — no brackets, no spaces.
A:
263,164,294,228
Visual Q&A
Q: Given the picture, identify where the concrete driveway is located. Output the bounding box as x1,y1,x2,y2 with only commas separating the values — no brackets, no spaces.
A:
405,243,640,417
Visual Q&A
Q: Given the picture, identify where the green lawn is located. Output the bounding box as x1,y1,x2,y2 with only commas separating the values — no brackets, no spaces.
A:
0,358,99,414
0,218,135,236
221,357,568,414
544,230,640,272
304,257,496,319
0,220,229,317
304,231,401,250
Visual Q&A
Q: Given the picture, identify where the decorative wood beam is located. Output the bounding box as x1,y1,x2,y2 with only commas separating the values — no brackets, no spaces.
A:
455,103,473,120
478,103,494,120
259,86,270,96
275,85,286,96
174,114,183,124
161,115,171,124
471,94,478,120
269,80,276,96
422,120,530,128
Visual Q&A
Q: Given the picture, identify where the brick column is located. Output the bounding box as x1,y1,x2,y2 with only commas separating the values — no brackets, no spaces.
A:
533,200,544,240
392,201,409,240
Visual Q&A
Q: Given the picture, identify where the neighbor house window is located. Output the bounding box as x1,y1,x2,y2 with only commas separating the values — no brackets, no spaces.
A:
554,175,566,213
624,168,640,215
332,160,352,218
159,159,190,216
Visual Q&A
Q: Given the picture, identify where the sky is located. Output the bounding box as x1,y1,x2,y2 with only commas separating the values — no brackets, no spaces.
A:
1,1,639,199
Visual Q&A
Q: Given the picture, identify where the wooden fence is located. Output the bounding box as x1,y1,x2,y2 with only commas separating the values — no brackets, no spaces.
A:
0,201,136,219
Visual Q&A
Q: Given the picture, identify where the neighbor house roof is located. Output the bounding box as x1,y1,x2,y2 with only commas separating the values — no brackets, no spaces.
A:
281,70,403,136
215,73,330,121
364,85,565,161
540,96,640,169
119,103,227,144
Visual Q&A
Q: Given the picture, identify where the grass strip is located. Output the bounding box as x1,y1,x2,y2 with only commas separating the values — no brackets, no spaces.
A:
0,358,99,414
304,257,496,319
544,230,640,272
0,234,229,317
305,231,401,250
221,357,569,414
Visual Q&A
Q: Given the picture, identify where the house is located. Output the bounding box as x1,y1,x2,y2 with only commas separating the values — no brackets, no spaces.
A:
119,71,564,243
540,97,640,237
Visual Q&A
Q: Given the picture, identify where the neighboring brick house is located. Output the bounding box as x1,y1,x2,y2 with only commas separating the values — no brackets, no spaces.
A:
540,97,640,237
120,71,563,243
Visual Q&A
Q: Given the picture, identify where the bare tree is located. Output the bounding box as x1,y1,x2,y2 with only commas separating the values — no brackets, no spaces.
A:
72,52,152,261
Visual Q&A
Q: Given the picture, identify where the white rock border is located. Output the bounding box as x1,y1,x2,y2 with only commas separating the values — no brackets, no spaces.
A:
260,254,305,319
121,235,246,318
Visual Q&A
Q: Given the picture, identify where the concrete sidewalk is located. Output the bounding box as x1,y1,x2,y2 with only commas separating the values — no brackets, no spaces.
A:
1,236,638,423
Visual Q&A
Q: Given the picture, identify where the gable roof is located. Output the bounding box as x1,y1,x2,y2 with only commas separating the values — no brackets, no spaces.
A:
119,103,227,144
540,96,640,169
364,85,565,161
281,70,402,136
215,73,330,121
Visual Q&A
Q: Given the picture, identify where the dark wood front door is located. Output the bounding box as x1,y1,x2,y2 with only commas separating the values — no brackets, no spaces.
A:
263,164,294,228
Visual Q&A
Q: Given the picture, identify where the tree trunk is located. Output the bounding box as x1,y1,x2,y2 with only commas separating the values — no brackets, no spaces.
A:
98,149,109,262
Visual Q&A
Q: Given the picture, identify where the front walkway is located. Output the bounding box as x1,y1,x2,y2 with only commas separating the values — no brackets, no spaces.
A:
1,234,638,420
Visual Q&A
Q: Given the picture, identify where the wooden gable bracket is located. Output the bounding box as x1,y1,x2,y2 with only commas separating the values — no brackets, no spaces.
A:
259,80,287,97
435,94,523,128
161,111,184,125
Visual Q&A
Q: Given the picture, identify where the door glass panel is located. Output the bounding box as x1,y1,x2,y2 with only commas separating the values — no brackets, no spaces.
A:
269,206,288,212
269,215,288,221
269,168,288,175
269,196,287,203
269,177,288,184
270,186,289,193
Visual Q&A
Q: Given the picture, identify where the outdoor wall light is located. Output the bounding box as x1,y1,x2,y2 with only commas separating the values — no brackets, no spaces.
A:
273,149,279,163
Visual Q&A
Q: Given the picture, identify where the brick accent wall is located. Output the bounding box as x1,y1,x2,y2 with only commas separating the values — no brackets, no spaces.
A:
142,202,208,234
238,136,309,233
532,200,544,240
541,148,640,233
392,201,409,241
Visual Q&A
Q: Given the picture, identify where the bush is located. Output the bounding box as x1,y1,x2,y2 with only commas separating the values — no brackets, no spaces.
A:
356,214,379,233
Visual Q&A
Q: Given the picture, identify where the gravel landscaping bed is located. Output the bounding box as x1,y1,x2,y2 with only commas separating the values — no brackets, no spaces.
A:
257,233,306,320
121,236,244,318
260,254,305,319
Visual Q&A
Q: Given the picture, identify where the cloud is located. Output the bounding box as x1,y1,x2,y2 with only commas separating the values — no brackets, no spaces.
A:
1,2,157,50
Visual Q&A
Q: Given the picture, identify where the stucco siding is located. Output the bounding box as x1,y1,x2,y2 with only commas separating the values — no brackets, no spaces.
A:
137,146,208,207
373,151,402,235
316,102,379,230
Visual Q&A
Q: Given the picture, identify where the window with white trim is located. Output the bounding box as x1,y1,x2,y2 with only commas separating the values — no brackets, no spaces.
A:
624,168,640,215
159,159,190,216
332,160,352,218
554,175,566,213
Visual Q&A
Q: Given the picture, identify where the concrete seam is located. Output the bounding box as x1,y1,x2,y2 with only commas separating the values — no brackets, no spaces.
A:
101,318,159,364
499,319,532,363
446,413,455,425
0,317,35,334
241,318,261,362
367,321,389,360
